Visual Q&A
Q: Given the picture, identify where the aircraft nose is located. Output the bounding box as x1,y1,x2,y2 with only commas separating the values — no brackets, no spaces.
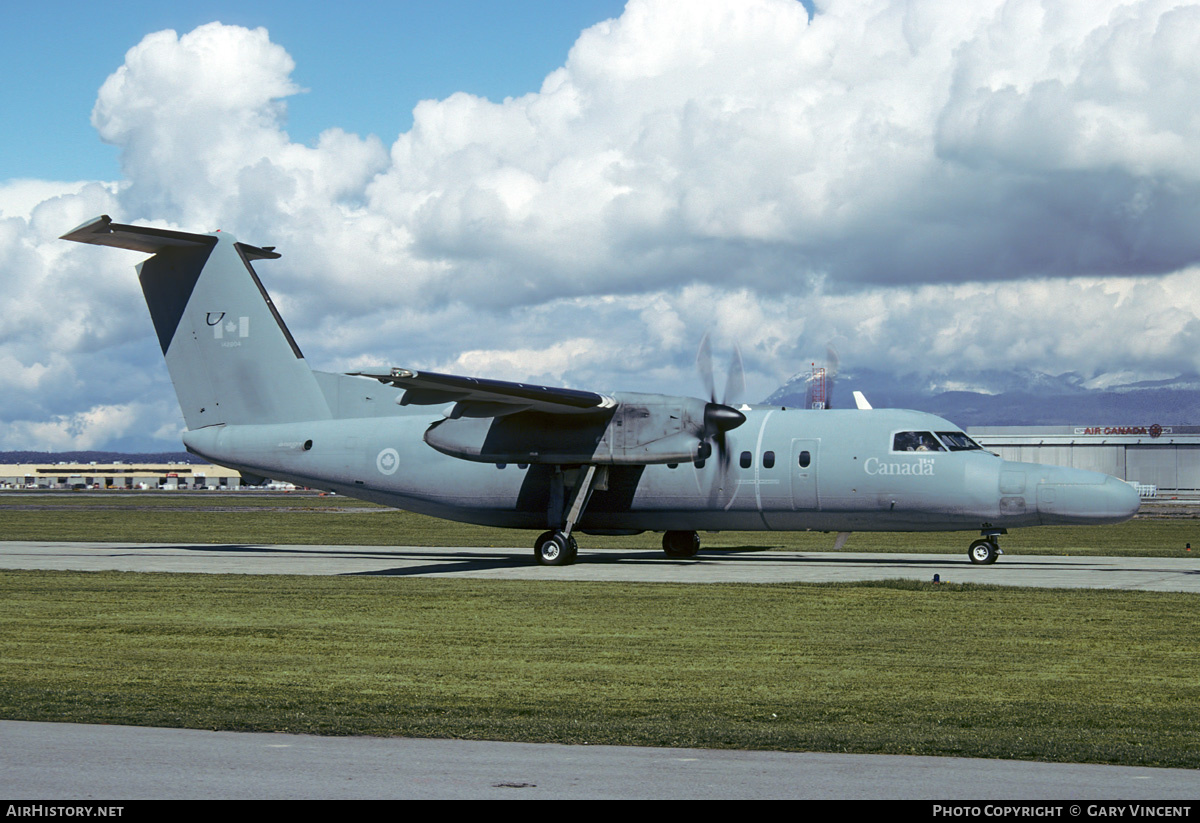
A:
1034,467,1141,524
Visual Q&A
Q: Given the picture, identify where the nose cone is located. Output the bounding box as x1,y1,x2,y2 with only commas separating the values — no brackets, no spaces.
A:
1035,467,1141,525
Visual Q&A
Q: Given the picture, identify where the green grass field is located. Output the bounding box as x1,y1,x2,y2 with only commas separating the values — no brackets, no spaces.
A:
2,571,1198,768
1,492,1198,767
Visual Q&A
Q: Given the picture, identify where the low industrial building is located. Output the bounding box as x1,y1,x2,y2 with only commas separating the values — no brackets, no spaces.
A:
0,462,258,490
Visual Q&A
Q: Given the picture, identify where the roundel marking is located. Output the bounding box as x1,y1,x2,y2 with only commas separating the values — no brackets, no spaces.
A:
376,448,400,475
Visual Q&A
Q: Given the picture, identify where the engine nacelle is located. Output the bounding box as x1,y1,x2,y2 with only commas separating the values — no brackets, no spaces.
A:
423,392,712,465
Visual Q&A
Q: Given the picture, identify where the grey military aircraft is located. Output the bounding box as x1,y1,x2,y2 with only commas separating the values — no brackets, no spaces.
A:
62,215,1141,566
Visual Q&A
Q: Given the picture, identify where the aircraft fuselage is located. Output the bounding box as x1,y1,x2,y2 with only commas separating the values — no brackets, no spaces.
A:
181,406,1140,535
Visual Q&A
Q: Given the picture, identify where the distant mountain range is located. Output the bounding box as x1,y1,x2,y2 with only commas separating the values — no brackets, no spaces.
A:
764,368,1200,427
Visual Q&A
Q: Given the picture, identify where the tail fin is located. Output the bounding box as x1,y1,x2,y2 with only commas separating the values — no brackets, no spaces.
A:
62,215,331,428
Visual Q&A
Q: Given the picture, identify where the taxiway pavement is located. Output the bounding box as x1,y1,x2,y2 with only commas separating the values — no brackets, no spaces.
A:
1,540,1198,591
4,720,1199,800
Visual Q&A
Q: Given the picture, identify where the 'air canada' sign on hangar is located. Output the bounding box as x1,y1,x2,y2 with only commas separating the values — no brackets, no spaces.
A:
1073,425,1169,438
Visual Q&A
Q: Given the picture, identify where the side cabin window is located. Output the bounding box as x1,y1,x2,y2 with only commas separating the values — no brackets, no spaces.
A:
762,450,775,469
892,431,945,453
739,451,752,469
798,450,811,468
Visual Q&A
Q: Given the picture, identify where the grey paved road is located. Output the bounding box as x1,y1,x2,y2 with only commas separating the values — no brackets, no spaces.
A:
2,720,1197,800
2,540,1198,591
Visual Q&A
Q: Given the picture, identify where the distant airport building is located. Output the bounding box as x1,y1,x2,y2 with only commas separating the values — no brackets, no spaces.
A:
0,462,272,490
970,424,1200,495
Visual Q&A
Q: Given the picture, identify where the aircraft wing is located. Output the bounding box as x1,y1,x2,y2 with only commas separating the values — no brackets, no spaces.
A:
351,368,616,418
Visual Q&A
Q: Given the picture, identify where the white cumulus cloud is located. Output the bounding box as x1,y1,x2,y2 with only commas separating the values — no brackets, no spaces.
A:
3,0,1200,450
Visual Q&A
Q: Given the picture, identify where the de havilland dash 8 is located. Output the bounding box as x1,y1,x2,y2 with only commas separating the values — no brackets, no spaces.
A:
62,216,1140,566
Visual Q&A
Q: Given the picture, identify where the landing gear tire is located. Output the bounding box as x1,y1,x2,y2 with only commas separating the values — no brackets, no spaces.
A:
968,538,999,565
535,530,578,566
662,530,700,559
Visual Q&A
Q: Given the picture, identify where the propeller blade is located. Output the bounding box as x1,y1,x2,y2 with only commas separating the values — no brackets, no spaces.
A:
703,401,745,505
825,343,839,410
696,332,716,402
693,334,748,505
723,343,745,407
710,429,731,506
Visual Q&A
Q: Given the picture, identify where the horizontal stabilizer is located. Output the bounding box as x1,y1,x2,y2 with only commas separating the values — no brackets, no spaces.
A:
61,214,280,260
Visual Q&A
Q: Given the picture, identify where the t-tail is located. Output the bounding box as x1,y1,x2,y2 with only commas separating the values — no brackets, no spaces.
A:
61,215,332,429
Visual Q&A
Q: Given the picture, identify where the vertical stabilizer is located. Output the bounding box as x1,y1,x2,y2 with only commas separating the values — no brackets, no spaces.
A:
62,216,331,428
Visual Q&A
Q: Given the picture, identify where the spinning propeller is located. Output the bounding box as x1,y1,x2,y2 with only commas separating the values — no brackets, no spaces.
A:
695,333,747,499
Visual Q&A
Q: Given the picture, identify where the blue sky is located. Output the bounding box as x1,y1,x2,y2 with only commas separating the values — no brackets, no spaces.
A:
1,0,1198,451
2,1,629,182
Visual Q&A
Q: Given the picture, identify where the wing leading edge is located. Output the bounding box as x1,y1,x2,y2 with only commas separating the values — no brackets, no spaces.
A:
352,367,617,419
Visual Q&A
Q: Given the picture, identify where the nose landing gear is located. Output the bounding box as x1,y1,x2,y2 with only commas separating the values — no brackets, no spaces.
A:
968,530,1005,564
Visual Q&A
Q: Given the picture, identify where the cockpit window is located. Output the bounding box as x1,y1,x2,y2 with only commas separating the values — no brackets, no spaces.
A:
936,431,983,451
892,431,946,452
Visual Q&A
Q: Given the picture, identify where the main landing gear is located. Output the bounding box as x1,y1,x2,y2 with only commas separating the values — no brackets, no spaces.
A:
534,530,578,566
533,465,599,566
662,530,700,559
530,464,706,565
534,529,703,565
968,531,1005,565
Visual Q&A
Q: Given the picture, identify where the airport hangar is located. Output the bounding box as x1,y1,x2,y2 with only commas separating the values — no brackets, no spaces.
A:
2,421,1198,496
0,461,255,490
969,423,1200,497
